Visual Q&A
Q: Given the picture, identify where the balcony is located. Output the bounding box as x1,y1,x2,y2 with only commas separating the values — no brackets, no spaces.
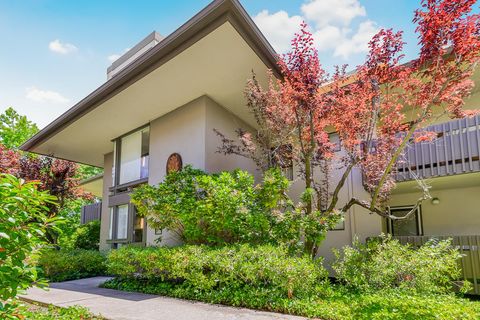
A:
396,114,480,181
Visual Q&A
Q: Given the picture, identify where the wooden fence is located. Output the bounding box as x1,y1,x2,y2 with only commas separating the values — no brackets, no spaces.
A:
80,202,102,224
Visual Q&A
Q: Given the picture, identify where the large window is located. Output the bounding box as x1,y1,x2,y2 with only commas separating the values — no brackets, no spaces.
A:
108,204,144,245
114,126,150,186
387,206,423,236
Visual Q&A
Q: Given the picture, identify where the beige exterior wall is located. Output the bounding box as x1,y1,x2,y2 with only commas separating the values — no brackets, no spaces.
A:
204,96,260,179
99,152,113,251
146,96,207,246
389,184,480,236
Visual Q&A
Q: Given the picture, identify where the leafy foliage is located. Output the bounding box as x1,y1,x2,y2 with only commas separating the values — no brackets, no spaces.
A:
216,0,480,236
37,249,106,282
73,220,101,250
333,236,469,294
103,278,480,320
131,165,340,253
107,244,327,299
0,107,39,150
8,302,102,320
0,174,56,314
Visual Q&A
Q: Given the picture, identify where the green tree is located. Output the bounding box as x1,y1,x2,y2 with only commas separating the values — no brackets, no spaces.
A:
0,174,57,317
0,107,39,149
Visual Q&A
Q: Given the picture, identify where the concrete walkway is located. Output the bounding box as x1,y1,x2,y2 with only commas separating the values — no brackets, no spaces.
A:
21,277,305,320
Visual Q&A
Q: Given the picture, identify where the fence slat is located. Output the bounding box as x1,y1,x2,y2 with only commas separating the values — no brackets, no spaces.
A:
395,115,480,181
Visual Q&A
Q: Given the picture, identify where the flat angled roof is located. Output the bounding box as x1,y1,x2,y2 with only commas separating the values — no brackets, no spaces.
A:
20,0,279,159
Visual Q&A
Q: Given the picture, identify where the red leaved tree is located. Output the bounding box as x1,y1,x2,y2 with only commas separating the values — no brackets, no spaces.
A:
216,0,480,255
0,146,92,244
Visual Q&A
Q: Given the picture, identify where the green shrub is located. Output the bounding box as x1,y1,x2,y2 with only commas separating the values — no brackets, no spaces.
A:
73,220,100,250
107,244,327,298
102,278,480,320
38,249,106,282
131,166,340,254
333,235,469,294
0,174,56,315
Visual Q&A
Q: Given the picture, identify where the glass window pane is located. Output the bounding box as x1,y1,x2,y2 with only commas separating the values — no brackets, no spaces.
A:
117,205,129,239
140,128,149,179
391,208,419,236
133,208,144,243
108,207,114,240
119,131,142,184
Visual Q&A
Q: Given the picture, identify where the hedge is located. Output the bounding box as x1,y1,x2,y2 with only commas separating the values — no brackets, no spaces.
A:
38,249,107,282
107,244,327,298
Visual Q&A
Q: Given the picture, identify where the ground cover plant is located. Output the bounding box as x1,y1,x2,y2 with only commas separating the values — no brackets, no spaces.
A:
9,301,103,320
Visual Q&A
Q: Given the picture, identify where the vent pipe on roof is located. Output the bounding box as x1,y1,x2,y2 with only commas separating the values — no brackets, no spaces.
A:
107,31,164,80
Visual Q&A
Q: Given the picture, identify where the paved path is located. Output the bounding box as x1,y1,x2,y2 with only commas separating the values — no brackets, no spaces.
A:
21,277,305,320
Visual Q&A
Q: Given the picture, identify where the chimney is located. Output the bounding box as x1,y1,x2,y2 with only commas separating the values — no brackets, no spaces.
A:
107,31,163,80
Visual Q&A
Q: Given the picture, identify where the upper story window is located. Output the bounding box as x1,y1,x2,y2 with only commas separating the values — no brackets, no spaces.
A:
113,126,150,186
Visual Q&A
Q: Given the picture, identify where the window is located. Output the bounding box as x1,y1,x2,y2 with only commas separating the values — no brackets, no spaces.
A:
114,126,150,186
108,204,144,245
274,144,293,180
116,205,128,239
387,206,423,236
329,133,341,152
132,207,144,243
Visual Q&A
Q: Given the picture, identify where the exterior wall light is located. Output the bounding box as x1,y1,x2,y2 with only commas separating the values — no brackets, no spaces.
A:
431,197,440,205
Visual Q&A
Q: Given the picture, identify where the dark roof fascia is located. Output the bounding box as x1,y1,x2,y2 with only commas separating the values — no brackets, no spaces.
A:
20,0,279,152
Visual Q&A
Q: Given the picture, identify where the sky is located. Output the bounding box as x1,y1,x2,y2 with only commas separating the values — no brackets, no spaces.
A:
0,0,426,128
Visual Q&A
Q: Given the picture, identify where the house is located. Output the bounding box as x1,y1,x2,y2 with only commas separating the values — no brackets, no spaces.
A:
21,0,479,289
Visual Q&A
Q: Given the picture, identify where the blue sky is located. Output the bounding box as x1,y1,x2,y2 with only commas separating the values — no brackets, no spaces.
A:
0,0,425,128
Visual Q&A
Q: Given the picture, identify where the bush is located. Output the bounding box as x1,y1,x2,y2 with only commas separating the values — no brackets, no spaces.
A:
131,166,340,254
107,244,327,298
103,278,480,320
38,249,106,282
333,235,468,294
0,174,56,315
73,220,100,250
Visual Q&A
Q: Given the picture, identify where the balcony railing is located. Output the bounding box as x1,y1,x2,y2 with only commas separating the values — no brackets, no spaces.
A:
391,235,480,295
80,202,102,224
396,114,480,181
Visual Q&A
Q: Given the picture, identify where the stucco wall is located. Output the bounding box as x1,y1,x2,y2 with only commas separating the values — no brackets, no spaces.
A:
204,96,260,179
389,184,480,236
146,96,207,246
99,152,113,251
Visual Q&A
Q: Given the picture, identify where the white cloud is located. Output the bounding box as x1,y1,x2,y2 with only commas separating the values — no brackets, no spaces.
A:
48,39,78,54
107,48,131,63
253,10,303,53
25,87,69,104
254,0,379,60
333,20,378,59
301,0,366,28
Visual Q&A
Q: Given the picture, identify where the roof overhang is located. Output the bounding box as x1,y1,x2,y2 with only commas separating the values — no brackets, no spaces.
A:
20,0,279,167
80,174,103,198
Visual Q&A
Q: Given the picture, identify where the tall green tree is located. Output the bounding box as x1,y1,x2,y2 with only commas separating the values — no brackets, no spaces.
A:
0,107,39,149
